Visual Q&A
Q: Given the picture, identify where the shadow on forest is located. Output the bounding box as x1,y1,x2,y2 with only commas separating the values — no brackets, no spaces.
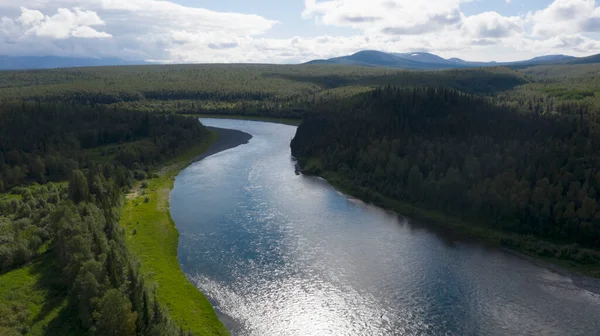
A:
264,69,529,95
28,253,84,336
263,73,354,88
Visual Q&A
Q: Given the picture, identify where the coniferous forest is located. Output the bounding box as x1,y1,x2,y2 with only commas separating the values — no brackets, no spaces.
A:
0,102,212,335
291,86,600,268
3,62,600,334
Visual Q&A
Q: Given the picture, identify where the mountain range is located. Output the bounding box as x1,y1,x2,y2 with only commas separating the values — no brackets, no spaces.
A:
1,52,599,71
305,50,598,70
0,56,148,70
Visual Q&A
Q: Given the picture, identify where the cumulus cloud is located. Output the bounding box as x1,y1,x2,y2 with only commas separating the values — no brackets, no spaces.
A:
0,0,278,61
530,0,600,37
21,7,110,39
303,0,465,34
0,0,599,63
461,12,522,39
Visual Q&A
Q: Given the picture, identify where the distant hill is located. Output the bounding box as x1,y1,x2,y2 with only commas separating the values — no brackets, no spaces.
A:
0,56,148,70
566,53,600,65
305,51,586,70
306,50,468,70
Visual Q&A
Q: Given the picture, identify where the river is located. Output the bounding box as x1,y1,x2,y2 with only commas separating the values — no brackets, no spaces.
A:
170,119,600,336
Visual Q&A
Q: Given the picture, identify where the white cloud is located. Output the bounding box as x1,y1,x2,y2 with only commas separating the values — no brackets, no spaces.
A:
461,12,523,39
0,0,598,63
71,25,111,38
17,7,110,39
303,0,465,35
530,0,600,37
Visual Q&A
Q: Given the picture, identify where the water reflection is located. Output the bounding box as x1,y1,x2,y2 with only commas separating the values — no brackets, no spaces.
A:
170,119,600,336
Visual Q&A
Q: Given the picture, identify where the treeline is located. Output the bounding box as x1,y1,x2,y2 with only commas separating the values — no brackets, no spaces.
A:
0,65,528,118
0,102,207,190
0,102,211,334
292,86,600,263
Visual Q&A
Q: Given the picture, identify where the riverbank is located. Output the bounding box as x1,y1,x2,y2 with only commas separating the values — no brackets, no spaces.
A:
120,126,252,335
301,167,600,279
186,113,302,126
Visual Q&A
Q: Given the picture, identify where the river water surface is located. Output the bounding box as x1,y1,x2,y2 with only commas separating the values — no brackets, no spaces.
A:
170,119,600,336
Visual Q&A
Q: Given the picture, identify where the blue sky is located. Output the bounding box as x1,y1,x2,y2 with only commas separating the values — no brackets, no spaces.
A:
0,0,600,63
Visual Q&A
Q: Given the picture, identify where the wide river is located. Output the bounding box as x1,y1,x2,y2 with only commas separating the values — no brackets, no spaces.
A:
170,119,600,336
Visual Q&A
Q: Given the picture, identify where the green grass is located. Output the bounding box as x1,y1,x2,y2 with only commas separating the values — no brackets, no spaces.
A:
0,193,21,201
0,254,84,336
120,132,229,336
189,113,302,126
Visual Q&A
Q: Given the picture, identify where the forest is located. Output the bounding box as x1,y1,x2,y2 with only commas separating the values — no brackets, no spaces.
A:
0,102,218,335
291,86,600,271
0,65,529,119
3,61,600,334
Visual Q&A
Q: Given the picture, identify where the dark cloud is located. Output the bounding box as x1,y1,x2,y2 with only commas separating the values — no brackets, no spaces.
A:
554,4,579,20
470,38,497,46
341,15,382,23
477,26,516,39
582,17,600,31
208,42,239,50
382,1,397,9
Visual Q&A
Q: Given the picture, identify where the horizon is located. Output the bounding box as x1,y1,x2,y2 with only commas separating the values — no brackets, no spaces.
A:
1,1,600,63
0,50,592,66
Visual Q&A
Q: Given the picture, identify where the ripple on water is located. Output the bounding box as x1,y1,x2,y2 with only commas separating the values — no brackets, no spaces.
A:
170,119,600,336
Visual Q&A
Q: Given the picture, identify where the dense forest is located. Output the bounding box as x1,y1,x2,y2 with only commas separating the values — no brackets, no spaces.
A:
3,61,600,334
0,103,212,335
292,86,600,267
0,65,528,119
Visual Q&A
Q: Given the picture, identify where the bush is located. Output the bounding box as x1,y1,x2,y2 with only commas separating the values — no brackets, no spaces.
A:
133,170,147,181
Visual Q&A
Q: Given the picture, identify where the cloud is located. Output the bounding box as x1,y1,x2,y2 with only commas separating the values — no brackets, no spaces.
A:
208,42,239,50
530,0,600,37
461,12,522,39
0,0,277,61
341,15,382,23
13,7,110,39
382,10,463,35
0,0,599,63
303,0,465,34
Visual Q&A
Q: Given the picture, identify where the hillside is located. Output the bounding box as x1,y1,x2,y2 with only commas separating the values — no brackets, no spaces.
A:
0,56,147,70
0,103,227,335
291,86,600,275
306,50,585,70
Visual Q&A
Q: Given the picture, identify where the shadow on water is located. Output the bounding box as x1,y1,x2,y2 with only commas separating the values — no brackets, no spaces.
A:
174,118,600,336
298,172,472,251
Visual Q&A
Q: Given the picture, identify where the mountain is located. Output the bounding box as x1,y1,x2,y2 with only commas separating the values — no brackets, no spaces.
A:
566,53,600,65
392,52,454,65
305,51,592,70
306,50,469,70
524,54,575,63
0,56,148,70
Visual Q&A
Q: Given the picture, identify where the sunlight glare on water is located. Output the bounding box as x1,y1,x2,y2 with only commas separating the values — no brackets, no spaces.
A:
170,119,600,336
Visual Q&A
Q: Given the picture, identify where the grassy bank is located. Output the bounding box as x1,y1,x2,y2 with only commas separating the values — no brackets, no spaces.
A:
184,113,302,126
307,167,600,279
119,132,229,336
0,254,83,336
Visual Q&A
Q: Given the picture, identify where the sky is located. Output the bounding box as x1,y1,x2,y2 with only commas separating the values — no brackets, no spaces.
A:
1,0,600,63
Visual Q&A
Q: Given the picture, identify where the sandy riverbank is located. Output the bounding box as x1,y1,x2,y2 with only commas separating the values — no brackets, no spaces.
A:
193,126,253,162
